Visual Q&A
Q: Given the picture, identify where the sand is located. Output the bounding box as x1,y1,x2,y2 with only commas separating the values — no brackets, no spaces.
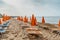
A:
0,18,60,40
0,19,45,40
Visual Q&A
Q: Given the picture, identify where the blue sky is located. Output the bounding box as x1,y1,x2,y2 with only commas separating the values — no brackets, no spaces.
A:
0,0,60,16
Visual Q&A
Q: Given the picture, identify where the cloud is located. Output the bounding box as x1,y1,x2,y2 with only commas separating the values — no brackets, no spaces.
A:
1,0,60,16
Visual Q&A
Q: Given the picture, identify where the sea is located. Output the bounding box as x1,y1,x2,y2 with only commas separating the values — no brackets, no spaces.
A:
36,16,60,24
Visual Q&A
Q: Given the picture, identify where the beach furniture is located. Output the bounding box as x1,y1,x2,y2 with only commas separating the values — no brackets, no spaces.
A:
42,16,45,24
23,16,28,23
31,14,37,26
0,24,8,33
58,19,60,26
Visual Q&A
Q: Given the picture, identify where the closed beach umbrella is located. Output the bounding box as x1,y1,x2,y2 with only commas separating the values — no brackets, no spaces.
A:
42,16,45,24
58,19,60,26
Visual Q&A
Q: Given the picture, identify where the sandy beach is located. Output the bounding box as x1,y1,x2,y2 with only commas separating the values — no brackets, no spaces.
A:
0,18,60,40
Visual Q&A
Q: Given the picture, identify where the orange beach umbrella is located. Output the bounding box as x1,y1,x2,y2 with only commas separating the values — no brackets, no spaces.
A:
42,16,45,24
58,19,60,26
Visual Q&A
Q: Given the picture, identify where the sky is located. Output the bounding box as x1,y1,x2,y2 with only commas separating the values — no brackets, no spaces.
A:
0,0,60,16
